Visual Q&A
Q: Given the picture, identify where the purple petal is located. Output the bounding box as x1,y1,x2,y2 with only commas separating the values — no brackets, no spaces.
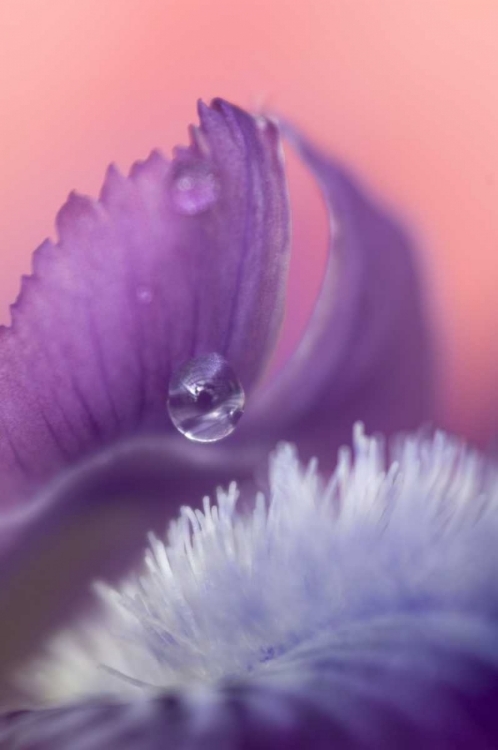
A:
0,100,290,506
239,125,434,470
0,435,249,682
3,613,498,749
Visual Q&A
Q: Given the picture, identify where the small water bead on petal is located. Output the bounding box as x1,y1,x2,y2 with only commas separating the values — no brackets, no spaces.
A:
167,353,245,442
136,285,153,304
170,159,220,215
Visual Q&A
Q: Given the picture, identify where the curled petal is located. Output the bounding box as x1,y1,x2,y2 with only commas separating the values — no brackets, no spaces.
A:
0,99,290,505
3,613,498,748
240,125,434,469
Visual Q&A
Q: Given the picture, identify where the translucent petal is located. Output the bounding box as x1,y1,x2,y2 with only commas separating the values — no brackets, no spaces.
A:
0,100,290,505
238,123,434,471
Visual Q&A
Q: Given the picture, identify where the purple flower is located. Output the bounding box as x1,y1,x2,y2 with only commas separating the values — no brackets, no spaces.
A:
4,429,498,748
0,100,432,509
4,100,492,748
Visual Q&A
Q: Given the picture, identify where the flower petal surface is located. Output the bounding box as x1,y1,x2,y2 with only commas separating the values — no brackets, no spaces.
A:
2,613,498,749
239,124,434,469
0,100,289,506
3,431,498,747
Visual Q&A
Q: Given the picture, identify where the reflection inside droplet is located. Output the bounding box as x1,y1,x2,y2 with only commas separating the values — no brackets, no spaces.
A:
167,353,245,442
170,160,220,215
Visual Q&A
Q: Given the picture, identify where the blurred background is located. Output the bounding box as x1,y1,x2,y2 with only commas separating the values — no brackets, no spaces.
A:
0,0,497,445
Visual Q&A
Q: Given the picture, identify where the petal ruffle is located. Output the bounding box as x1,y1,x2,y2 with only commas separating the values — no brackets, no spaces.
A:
3,613,498,749
0,100,290,505
239,125,434,470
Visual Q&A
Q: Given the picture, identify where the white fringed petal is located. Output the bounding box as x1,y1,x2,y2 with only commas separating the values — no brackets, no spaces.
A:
19,425,498,705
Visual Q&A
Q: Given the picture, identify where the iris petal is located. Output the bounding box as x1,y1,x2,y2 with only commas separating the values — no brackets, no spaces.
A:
3,613,498,749
249,611,498,748
239,124,434,470
0,100,290,505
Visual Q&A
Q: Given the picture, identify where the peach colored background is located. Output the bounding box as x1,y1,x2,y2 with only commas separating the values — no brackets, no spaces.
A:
0,0,497,444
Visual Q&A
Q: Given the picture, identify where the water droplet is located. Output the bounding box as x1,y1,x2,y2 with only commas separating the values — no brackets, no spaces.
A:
136,285,153,304
167,353,244,442
136,286,153,304
170,160,220,215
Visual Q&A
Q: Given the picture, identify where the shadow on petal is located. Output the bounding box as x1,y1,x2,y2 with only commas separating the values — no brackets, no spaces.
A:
0,435,250,694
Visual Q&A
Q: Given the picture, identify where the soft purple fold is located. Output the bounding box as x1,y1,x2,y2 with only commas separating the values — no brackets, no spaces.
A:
238,125,434,470
0,99,433,507
0,435,250,684
3,613,498,749
0,100,290,506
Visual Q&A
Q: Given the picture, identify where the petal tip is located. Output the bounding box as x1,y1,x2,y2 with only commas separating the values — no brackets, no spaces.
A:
99,163,126,203
188,124,210,156
55,191,103,240
129,149,168,182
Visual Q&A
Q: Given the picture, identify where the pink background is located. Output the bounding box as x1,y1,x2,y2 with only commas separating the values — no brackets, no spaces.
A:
0,0,497,443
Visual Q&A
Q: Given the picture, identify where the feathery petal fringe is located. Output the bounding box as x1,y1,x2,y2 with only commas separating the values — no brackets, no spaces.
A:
20,424,498,704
